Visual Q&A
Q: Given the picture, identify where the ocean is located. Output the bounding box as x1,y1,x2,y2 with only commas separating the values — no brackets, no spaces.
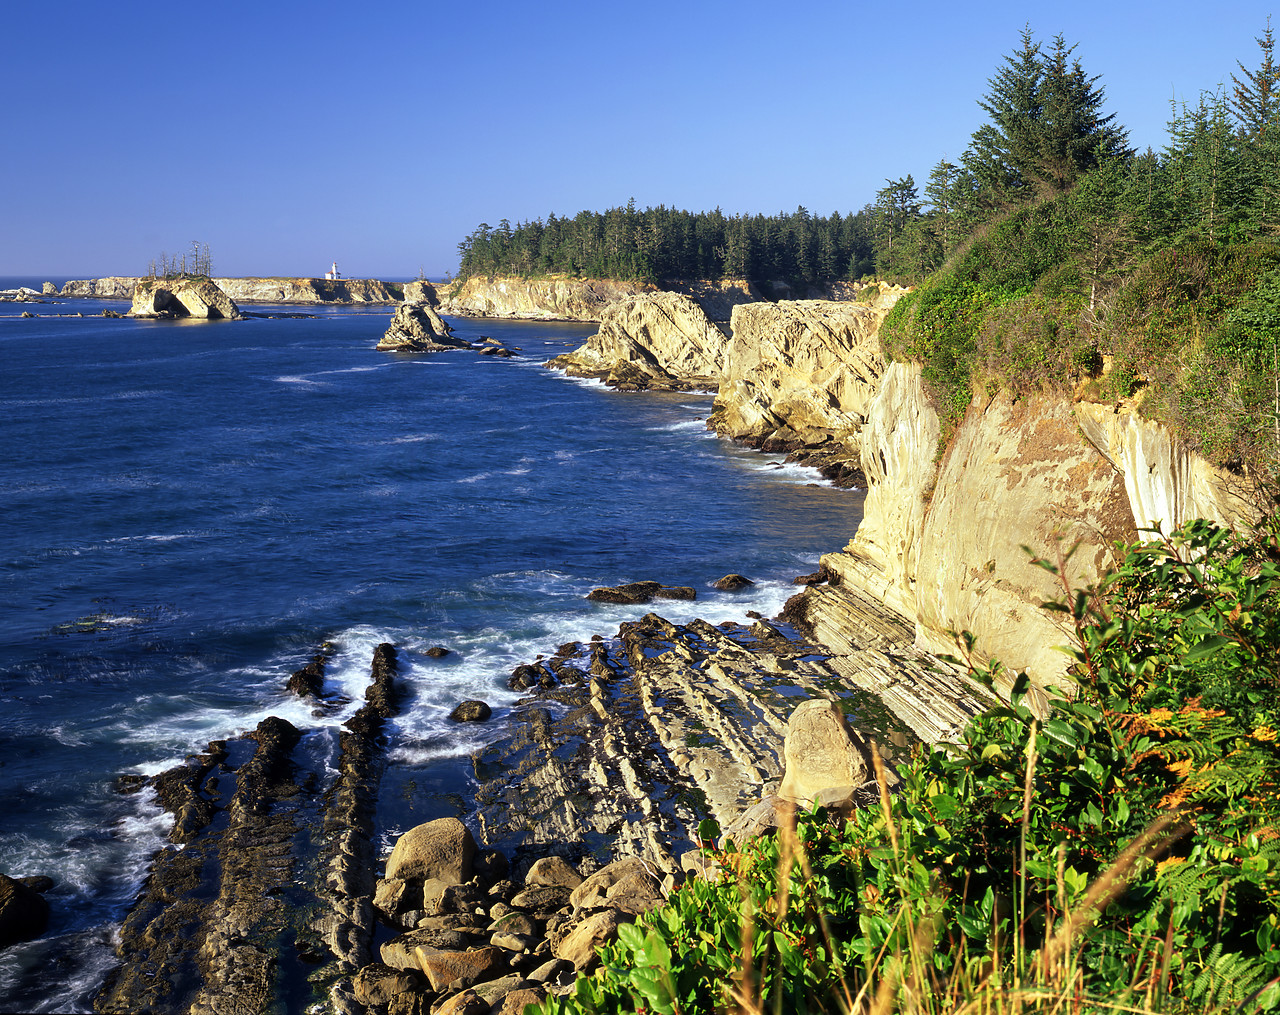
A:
0,279,863,1011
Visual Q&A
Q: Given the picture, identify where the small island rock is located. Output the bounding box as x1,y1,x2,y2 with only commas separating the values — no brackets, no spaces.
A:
449,700,491,722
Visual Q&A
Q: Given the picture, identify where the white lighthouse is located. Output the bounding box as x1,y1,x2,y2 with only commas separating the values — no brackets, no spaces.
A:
324,261,342,281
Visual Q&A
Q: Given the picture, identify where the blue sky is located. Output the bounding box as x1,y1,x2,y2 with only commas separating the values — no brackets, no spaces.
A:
3,0,1275,278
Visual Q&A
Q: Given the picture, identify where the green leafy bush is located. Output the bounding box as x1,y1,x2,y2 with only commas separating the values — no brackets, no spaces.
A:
538,517,1280,1015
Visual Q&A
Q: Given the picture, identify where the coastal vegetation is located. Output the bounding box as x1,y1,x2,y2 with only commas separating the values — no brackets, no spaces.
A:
511,22,1280,1015
146,240,213,280
539,516,1280,1014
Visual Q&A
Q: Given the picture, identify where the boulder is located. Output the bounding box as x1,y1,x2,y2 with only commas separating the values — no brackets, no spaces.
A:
352,962,422,1005
777,699,871,806
385,817,477,885
586,581,697,604
415,945,507,991
493,987,547,1013
525,856,583,890
552,908,623,970
449,700,491,722
381,928,471,970
713,574,755,591
509,885,571,911
568,857,664,916
377,302,468,351
41,282,56,295
426,646,451,658
0,873,50,948
718,796,789,849
434,988,489,1015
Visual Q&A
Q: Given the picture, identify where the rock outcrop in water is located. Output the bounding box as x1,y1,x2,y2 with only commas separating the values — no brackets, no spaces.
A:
377,302,470,352
546,293,729,391
128,278,242,320
95,644,405,1015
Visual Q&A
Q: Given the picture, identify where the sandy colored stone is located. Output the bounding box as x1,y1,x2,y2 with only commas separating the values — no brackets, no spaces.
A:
552,908,623,970
525,856,583,890
415,945,506,991
433,989,488,1015
385,818,477,885
493,987,547,1014
778,700,870,806
569,858,664,915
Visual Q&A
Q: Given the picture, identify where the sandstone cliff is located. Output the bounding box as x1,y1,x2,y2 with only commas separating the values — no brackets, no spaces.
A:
544,281,1258,690
63,277,401,304
377,302,470,351
128,278,241,320
440,276,657,321
789,364,1263,692
546,292,729,391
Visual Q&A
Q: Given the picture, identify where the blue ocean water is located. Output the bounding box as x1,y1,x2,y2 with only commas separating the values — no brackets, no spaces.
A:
0,282,862,1010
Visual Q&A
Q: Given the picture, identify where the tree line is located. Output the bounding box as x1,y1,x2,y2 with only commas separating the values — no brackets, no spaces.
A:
455,21,1280,287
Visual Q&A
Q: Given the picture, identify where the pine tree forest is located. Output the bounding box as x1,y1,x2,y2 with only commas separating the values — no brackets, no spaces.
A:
455,23,1280,289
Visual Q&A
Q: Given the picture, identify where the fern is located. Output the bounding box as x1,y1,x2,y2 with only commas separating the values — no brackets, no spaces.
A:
1186,943,1280,1010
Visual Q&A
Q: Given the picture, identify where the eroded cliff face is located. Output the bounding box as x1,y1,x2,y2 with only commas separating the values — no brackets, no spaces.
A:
440,276,657,320
128,278,242,320
712,299,891,442
1075,401,1259,535
796,364,1264,690
63,277,400,304
546,292,729,390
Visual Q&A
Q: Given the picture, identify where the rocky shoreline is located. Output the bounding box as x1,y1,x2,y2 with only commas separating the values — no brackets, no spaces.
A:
87,561,995,1014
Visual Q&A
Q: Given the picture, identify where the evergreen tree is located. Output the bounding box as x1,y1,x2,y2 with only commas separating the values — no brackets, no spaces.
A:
1231,17,1280,137
964,27,1129,204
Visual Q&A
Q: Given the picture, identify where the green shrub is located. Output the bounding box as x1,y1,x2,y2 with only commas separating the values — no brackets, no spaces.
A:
539,517,1280,1015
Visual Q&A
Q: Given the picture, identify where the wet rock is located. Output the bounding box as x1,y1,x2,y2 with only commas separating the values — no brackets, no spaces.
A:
286,653,326,698
114,774,147,795
385,818,478,885
0,873,50,947
713,574,755,591
449,700,492,722
507,664,542,690
586,581,697,604
426,646,451,658
526,856,583,890
778,699,871,806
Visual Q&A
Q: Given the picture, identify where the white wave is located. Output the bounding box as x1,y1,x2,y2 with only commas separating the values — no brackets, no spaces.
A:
273,375,325,387
388,433,438,444
456,472,491,484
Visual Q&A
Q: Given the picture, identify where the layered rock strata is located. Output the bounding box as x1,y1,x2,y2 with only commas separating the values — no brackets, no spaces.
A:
95,644,405,1015
63,277,401,304
128,278,242,320
377,303,469,352
546,293,729,391
785,362,1265,692
439,277,656,321
472,608,986,879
